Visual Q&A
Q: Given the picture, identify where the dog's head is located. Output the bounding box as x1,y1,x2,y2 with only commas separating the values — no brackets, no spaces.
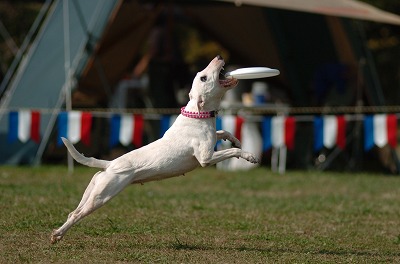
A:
189,55,238,111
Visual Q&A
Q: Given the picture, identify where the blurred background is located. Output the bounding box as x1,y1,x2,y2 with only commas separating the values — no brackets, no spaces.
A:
0,0,399,173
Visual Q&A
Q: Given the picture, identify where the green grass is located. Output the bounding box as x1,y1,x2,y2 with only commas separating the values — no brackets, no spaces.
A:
1,166,400,263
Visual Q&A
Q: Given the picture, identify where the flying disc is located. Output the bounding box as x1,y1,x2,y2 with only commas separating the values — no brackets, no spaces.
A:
225,67,280,79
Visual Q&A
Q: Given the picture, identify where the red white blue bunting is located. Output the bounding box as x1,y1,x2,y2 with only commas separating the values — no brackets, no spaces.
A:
262,116,296,151
6,111,399,154
8,110,40,143
57,111,92,146
314,115,346,152
110,114,143,147
364,114,397,151
216,115,244,146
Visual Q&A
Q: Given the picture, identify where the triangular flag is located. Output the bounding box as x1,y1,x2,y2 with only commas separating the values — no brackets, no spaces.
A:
215,115,244,147
314,115,346,152
57,111,92,146
8,110,40,143
364,114,397,151
110,114,144,147
263,116,296,151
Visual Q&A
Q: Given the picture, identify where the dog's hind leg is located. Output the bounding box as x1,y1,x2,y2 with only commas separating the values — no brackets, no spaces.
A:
66,171,101,219
51,171,131,244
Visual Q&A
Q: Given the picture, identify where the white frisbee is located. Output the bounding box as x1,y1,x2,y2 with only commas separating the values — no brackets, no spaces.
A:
225,67,280,79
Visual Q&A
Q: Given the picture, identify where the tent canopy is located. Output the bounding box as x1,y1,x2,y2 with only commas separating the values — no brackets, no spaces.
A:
220,0,400,25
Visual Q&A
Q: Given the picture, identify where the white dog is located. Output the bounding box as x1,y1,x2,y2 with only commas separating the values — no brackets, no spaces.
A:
51,55,259,243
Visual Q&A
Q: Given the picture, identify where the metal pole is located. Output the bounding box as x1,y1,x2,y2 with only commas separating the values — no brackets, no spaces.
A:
63,0,74,173
0,20,18,55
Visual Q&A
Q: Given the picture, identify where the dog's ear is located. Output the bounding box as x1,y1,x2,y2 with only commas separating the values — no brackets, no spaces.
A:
189,91,205,113
197,97,205,113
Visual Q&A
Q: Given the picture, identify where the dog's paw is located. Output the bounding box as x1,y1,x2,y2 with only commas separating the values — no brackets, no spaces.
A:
217,131,242,148
50,230,63,244
241,152,260,164
230,137,242,149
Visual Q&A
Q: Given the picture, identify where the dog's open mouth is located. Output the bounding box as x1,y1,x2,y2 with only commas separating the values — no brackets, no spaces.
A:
219,77,238,88
219,67,238,88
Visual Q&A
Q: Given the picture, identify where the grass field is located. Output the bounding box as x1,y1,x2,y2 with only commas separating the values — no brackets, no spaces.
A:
0,165,400,263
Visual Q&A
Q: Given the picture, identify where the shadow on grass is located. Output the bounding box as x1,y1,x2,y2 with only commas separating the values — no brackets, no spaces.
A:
168,239,400,258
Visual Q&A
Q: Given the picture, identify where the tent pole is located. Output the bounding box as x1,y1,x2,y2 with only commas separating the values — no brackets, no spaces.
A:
33,89,65,166
63,0,71,114
63,0,74,174
0,20,18,56
71,0,112,97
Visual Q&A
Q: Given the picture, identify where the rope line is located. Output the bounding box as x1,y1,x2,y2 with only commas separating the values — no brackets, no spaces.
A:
2,105,400,116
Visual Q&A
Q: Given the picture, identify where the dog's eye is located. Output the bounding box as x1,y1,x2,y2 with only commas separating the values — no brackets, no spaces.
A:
200,76,207,82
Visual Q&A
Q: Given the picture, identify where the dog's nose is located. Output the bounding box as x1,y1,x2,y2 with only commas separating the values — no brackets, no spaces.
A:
217,55,223,60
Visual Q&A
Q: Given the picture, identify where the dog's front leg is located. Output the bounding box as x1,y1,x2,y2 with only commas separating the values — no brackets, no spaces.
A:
195,146,259,167
216,130,241,148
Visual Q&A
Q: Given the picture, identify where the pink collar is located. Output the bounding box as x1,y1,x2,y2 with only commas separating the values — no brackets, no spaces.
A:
180,107,218,119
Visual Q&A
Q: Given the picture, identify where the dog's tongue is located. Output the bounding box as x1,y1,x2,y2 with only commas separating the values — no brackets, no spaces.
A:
219,77,238,88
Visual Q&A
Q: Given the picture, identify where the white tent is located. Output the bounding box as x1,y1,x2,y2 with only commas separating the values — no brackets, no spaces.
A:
222,0,400,25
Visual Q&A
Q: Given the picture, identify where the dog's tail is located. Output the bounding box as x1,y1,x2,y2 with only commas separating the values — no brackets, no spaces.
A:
61,137,110,169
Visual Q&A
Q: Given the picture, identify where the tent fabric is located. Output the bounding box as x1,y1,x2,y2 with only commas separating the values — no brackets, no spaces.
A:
77,2,160,102
184,5,282,69
0,0,119,114
220,0,400,25
0,0,120,163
